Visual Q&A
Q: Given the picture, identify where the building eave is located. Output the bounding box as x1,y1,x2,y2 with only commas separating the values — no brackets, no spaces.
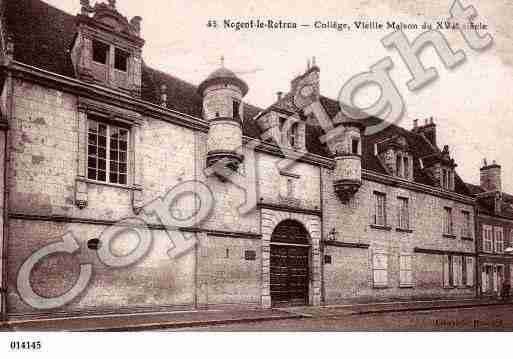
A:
6,60,210,132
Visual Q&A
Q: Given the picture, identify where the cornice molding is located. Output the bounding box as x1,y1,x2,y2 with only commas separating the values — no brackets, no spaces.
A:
6,61,209,132
363,170,475,205
322,240,369,249
258,202,322,217
414,247,476,257
8,213,261,239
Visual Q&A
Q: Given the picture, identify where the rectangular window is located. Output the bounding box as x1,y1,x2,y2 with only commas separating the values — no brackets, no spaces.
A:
114,48,129,72
232,99,241,120
287,178,294,198
396,154,402,177
373,192,387,226
443,207,453,235
462,211,471,238
399,254,413,287
443,255,455,287
351,138,359,155
289,123,298,148
397,197,409,230
483,225,493,252
92,40,109,64
403,156,410,179
452,256,462,287
464,257,474,286
372,252,388,287
442,169,451,189
482,264,492,293
87,118,129,185
494,227,504,253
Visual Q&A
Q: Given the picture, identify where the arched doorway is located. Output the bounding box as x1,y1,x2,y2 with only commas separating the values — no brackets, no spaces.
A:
270,220,310,307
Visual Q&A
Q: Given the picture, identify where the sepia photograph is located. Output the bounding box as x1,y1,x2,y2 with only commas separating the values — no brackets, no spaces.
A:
0,0,512,356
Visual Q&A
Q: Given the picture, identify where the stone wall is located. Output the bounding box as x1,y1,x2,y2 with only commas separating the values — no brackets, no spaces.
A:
7,219,196,316
6,79,244,317
322,167,476,303
196,234,261,308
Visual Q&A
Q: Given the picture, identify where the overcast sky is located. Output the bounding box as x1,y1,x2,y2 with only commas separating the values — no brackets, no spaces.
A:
46,0,513,192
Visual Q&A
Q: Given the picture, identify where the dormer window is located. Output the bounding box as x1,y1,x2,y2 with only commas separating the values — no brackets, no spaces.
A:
441,168,454,190
403,156,410,179
279,117,299,148
393,153,412,179
289,123,298,148
92,40,109,65
396,154,402,176
114,48,129,72
351,138,360,155
71,3,144,96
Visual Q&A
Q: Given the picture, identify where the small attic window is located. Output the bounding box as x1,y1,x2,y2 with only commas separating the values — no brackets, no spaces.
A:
351,138,359,155
114,48,129,72
92,40,109,65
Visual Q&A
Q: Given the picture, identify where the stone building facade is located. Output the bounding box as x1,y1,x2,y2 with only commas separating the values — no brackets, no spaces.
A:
467,162,513,298
0,0,479,320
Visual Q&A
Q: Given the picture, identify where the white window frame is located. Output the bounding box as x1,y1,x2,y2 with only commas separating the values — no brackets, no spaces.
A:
397,197,410,230
443,207,453,235
461,210,471,238
482,225,493,253
452,256,463,287
494,227,504,253
372,251,388,287
399,254,414,287
464,256,474,287
373,192,387,227
87,117,130,186
443,255,453,288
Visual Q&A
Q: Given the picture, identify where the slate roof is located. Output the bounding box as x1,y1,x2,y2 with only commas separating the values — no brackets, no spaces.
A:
3,0,472,196
465,182,513,219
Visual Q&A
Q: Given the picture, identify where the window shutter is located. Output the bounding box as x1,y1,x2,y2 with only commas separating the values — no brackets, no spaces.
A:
466,257,474,286
452,256,460,286
443,255,450,287
373,252,388,286
399,255,413,286
493,266,498,292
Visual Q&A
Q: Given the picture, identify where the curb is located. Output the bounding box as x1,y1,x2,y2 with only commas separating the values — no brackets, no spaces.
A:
86,313,305,332
1,313,305,332
352,301,513,316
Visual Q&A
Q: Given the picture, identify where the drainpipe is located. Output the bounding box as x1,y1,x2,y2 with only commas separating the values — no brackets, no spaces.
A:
1,69,12,323
474,205,479,298
319,165,325,305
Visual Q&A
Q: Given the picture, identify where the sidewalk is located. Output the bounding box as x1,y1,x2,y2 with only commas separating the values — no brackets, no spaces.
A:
1,297,512,331
1,308,303,332
284,297,513,318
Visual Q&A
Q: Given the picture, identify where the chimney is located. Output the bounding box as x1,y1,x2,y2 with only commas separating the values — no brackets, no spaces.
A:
480,159,502,193
276,91,283,101
130,16,142,36
290,58,320,106
413,117,436,147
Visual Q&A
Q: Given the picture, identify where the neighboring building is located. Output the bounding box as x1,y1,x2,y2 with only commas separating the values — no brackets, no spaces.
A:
0,0,478,320
467,161,513,298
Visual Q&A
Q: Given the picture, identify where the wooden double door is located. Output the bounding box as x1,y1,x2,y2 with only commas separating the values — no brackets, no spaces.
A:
270,220,310,307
